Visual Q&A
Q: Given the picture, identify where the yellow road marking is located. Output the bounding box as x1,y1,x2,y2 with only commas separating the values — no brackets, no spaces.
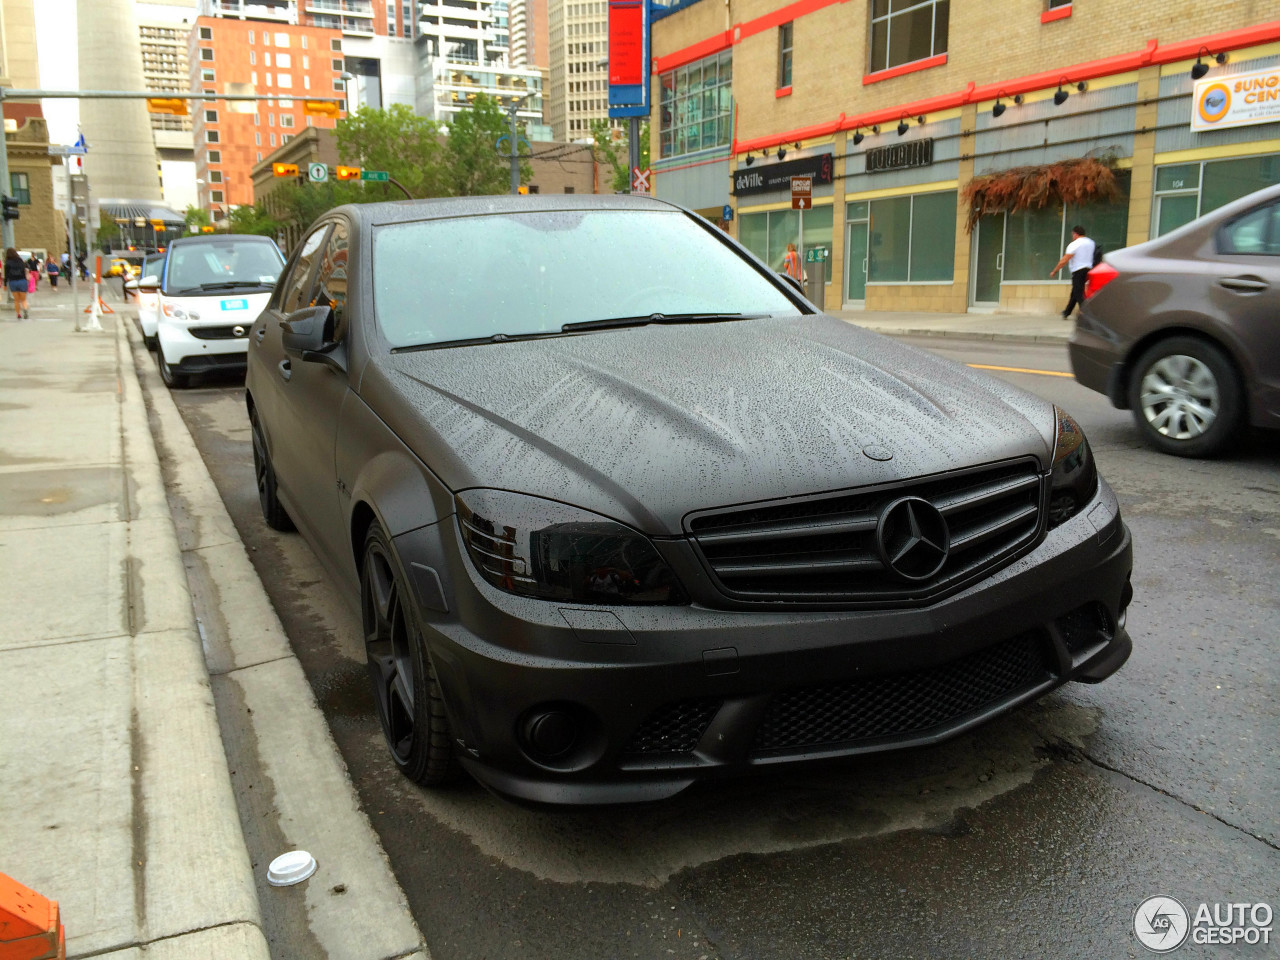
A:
967,363,1074,378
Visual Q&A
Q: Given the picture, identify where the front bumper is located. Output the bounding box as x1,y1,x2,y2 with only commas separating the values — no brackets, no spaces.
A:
401,481,1133,806
158,321,249,374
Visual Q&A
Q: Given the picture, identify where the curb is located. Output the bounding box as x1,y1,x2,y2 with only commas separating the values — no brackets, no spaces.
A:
121,317,429,960
852,325,1071,344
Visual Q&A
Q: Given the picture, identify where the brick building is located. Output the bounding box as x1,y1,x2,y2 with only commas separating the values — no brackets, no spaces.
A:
7,116,65,260
649,2,1280,314
189,16,344,219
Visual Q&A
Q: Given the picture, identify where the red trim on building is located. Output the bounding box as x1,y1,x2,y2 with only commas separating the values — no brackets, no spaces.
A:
731,20,1280,155
653,0,853,74
775,85,793,98
1041,5,1072,23
862,53,947,85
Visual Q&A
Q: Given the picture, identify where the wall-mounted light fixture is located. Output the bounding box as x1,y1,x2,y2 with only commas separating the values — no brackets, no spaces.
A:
1190,46,1228,80
1054,79,1087,106
777,146,787,160
992,92,1023,118
744,153,755,166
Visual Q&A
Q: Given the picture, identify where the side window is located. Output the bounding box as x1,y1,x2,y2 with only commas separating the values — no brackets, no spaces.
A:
279,226,329,314
313,220,350,342
1220,203,1280,256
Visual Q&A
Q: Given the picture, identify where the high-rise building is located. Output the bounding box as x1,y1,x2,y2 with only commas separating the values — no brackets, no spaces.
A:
138,1,199,211
507,0,547,70
189,14,343,217
546,0,613,142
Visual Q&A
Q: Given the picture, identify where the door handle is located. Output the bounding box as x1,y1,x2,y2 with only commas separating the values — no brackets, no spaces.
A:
278,359,292,381
995,252,1004,272
254,327,266,343
1217,276,1269,293
862,258,868,273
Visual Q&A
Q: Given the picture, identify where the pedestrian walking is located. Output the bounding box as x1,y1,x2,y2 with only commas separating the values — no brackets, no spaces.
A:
1050,224,1097,319
76,253,88,281
25,254,39,292
6,248,30,318
46,257,59,289
782,242,803,283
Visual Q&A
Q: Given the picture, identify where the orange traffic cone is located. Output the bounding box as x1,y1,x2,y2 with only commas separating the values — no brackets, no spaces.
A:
0,873,65,960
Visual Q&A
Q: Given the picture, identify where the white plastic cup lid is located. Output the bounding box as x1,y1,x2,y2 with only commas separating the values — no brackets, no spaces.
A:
267,850,317,887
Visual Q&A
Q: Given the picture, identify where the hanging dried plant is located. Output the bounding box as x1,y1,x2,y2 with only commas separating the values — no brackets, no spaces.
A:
962,157,1124,231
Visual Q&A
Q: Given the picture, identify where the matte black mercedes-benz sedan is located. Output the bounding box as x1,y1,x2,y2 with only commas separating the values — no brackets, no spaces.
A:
246,196,1132,805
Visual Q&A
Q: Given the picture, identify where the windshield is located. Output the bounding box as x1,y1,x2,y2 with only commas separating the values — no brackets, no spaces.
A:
372,209,801,348
163,239,284,295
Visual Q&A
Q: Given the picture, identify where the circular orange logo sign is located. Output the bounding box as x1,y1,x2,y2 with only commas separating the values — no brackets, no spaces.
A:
1198,83,1231,124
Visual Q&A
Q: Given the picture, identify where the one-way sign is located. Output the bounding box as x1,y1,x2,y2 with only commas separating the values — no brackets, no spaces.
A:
308,162,328,182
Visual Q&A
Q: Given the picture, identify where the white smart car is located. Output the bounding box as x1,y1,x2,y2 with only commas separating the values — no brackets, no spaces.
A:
133,253,165,349
144,234,285,388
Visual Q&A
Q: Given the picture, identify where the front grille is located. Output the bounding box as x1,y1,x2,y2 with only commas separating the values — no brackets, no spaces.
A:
752,632,1050,754
687,460,1043,605
190,324,250,340
622,699,721,756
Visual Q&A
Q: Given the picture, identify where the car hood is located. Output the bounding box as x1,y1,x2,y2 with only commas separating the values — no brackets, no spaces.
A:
369,315,1056,535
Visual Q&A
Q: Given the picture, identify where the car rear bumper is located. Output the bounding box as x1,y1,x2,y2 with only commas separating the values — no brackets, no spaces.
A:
403,480,1134,805
1069,311,1129,408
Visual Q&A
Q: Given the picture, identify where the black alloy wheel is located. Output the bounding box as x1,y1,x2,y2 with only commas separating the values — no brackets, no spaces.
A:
157,348,189,389
1127,335,1243,458
361,524,459,786
250,408,293,531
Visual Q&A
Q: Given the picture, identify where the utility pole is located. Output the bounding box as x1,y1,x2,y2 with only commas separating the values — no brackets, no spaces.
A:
0,87,14,250
501,94,531,195
627,117,639,194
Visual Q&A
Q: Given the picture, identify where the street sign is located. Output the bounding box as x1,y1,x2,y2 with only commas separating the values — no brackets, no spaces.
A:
632,166,651,193
361,170,390,182
48,145,88,157
805,247,828,262
722,203,734,222
791,176,812,210
308,162,328,183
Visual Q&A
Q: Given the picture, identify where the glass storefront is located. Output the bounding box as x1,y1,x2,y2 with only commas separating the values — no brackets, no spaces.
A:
1152,153,1280,236
738,205,834,282
864,190,956,284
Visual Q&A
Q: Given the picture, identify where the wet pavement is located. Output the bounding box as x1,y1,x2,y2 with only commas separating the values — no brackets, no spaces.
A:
155,335,1279,959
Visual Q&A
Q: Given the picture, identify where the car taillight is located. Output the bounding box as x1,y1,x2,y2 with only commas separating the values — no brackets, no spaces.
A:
1084,262,1119,299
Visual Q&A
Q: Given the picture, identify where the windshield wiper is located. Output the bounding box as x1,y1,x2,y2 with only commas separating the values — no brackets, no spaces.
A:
393,331,565,352
198,280,272,290
561,312,764,333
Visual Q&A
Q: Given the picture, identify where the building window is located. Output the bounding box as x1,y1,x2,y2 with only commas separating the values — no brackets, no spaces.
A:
209,170,222,183
277,73,292,88
275,32,289,46
200,47,213,61
303,56,309,68
331,38,342,51
738,205,834,283
268,113,275,126
301,35,308,48
333,78,345,91
249,51,256,65
403,23,412,36
280,114,294,128
332,58,343,71
211,190,224,202
1152,154,1280,237
205,109,218,123
276,53,291,68
201,68,215,81
658,49,733,159
205,129,220,143
9,172,30,204
255,131,261,145
265,72,273,86
778,22,793,89
869,0,949,74
208,150,221,163
248,30,255,44
256,151,263,162
270,133,277,146
263,31,271,46
304,75,311,90
528,185,539,193
199,26,212,40
564,186,575,193
866,191,955,282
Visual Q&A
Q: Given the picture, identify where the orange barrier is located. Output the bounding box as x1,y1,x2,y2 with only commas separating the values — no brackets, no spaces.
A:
0,874,65,960
83,297,115,315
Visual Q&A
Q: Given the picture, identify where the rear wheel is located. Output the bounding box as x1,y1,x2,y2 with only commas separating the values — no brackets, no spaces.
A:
361,524,459,787
1127,336,1242,458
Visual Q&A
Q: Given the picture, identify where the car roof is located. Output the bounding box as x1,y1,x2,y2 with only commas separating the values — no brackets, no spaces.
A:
330,193,682,228
167,233,280,249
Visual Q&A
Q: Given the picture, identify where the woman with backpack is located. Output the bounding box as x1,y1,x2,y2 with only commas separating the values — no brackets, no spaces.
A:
6,248,31,318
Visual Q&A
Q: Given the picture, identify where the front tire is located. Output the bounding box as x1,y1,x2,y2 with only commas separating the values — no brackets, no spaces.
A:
250,408,293,531
361,524,459,787
1127,336,1242,458
157,347,190,389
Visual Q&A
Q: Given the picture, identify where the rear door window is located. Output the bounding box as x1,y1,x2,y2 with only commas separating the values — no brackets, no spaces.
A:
1219,203,1280,256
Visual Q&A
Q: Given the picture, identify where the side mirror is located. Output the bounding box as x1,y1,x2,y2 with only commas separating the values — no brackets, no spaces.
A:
779,272,803,294
282,305,346,373
137,277,159,292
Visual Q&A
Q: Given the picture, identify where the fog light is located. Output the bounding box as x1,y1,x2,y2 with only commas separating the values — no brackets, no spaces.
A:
522,710,578,760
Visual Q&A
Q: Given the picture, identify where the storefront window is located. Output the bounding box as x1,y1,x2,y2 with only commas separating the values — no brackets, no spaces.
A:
659,50,732,160
737,206,834,282
867,190,956,283
1003,203,1063,281
1153,154,1280,236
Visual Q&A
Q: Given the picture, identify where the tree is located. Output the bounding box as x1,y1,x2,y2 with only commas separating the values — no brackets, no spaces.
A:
590,119,650,193
445,93,531,196
226,202,281,238
336,103,448,199
97,210,120,250
183,204,211,234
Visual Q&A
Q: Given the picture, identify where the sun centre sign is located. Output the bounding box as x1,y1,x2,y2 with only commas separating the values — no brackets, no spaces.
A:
1191,64,1280,132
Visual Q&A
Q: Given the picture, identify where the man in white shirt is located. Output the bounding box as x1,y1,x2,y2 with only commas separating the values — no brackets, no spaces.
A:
1050,224,1097,319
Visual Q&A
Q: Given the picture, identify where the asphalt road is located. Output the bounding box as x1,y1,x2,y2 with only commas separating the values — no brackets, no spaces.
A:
163,334,1280,960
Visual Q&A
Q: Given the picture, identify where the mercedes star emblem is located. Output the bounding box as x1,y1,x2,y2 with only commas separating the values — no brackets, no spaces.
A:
876,496,950,581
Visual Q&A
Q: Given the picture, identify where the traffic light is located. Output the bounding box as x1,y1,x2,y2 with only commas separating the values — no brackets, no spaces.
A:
1,195,18,221
200,225,215,233
272,163,300,177
335,166,361,181
303,100,341,118
517,185,529,195
146,97,188,116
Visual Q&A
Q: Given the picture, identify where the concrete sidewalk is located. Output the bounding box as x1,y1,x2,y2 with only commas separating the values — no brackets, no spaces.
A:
0,286,426,960
831,307,1074,343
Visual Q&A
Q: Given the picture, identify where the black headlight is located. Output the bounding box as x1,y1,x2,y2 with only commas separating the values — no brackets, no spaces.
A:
455,489,688,605
1048,406,1098,529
